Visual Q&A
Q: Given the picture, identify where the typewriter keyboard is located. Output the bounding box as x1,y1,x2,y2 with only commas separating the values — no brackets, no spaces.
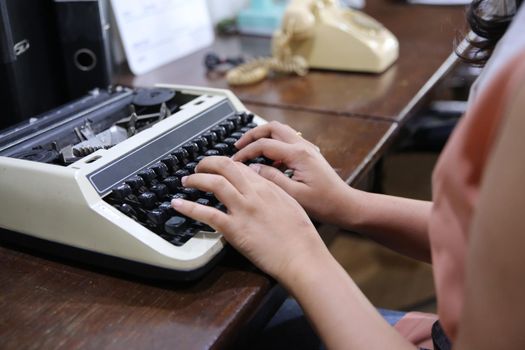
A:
104,111,270,247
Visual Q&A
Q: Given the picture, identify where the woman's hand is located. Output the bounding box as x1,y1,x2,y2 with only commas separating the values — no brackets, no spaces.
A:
171,156,329,281
232,121,355,226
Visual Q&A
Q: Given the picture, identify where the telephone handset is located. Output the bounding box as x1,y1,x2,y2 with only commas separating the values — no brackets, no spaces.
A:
226,0,398,85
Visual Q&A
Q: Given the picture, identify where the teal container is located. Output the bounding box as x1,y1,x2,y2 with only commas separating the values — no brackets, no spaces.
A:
237,0,288,36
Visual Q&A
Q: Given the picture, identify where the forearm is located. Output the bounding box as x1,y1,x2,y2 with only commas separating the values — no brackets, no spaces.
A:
333,189,433,262
281,249,416,350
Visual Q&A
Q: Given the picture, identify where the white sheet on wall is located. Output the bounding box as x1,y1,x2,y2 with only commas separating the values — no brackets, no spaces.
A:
111,0,214,75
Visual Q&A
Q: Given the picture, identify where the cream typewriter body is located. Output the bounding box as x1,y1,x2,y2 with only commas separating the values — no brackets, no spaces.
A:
0,85,266,279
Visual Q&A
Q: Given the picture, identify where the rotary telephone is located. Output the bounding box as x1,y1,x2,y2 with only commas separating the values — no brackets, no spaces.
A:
227,0,399,85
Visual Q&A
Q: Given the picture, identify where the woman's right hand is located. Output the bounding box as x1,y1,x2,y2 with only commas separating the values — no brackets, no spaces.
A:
232,121,355,226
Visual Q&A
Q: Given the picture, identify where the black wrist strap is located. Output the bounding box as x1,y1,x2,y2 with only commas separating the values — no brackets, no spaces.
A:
431,320,452,350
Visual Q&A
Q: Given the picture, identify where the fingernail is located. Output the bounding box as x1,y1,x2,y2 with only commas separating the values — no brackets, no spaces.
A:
181,176,188,186
171,198,183,207
234,140,240,147
249,163,261,174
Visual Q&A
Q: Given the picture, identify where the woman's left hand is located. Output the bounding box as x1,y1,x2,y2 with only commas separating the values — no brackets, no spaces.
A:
171,156,329,281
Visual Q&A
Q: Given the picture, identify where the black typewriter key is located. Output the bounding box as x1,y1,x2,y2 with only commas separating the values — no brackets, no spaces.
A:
246,122,258,129
182,187,200,201
192,136,208,152
164,216,187,236
171,148,190,165
202,131,218,147
251,157,269,164
160,155,179,172
223,137,238,154
235,111,247,120
183,227,199,237
125,175,145,192
230,132,244,140
158,202,176,216
150,162,169,179
203,191,218,205
219,121,235,134
138,192,157,210
174,169,190,180
137,168,157,185
237,111,253,125
185,162,198,174
240,127,252,133
116,203,138,219
147,209,168,227
110,183,133,201
215,203,227,213
150,183,169,199
195,155,206,162
227,116,242,129
192,220,214,232
213,143,229,155
204,149,220,157
169,229,196,245
162,176,181,192
171,192,189,201
120,193,141,207
245,113,255,124
182,142,199,160
196,198,210,206
210,126,227,141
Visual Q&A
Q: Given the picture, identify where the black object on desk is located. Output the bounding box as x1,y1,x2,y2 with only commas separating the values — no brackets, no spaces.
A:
0,0,67,130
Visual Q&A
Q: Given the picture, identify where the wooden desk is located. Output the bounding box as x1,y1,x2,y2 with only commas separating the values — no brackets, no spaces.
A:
0,110,395,350
120,0,466,123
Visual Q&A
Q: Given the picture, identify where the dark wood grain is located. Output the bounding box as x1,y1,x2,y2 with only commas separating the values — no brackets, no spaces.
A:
0,243,270,350
0,108,395,350
119,0,466,122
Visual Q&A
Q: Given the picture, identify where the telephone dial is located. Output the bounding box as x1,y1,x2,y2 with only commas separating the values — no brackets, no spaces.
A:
227,0,399,85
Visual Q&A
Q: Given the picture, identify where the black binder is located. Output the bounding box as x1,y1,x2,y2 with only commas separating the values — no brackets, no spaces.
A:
54,0,113,100
0,0,66,130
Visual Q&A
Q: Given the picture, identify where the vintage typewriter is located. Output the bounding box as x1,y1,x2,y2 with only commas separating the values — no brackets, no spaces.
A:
0,85,267,280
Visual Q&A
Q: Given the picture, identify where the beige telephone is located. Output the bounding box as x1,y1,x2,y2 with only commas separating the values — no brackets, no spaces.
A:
278,0,398,72
227,0,399,85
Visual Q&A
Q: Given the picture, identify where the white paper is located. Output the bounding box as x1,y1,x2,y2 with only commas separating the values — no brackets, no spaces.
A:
111,0,214,75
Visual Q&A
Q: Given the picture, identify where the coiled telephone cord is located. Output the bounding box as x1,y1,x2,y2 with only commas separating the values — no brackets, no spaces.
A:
226,18,309,86
226,55,308,85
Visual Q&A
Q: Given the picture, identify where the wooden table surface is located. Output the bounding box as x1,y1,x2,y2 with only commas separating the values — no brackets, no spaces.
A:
120,0,466,122
1,1,467,349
